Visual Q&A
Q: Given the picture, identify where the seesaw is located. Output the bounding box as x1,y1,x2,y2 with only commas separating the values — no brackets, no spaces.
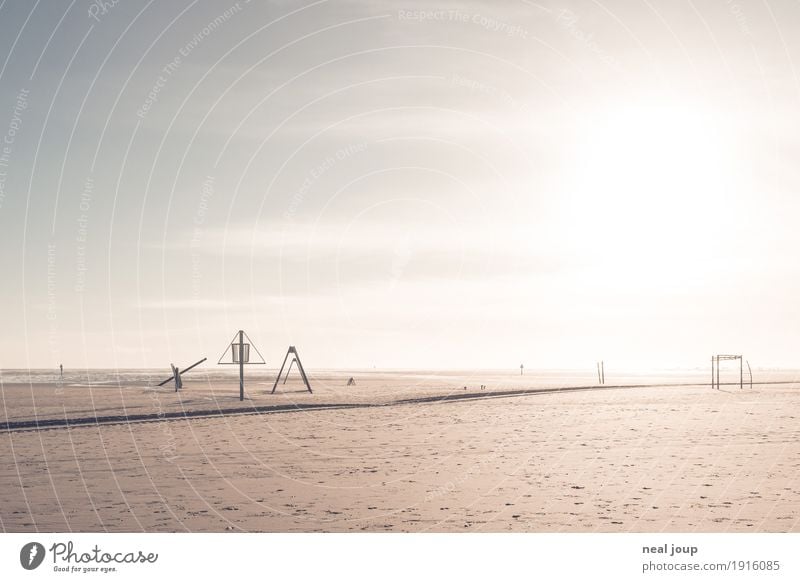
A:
157,357,207,387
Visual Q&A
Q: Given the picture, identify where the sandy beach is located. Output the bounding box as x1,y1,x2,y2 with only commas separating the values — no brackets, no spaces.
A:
1,370,798,533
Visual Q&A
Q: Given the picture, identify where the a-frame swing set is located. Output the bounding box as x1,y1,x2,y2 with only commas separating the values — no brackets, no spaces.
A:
272,346,312,394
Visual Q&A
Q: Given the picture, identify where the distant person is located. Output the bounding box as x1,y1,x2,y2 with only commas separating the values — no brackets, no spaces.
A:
59,364,63,378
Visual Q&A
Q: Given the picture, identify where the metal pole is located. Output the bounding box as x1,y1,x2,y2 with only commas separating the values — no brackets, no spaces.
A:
239,329,244,401
601,361,605,385
272,349,292,394
740,357,743,390
293,350,312,394
283,358,296,384
711,356,715,389
181,357,207,376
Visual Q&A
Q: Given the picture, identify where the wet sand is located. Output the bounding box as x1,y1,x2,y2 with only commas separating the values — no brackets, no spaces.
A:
1,371,798,532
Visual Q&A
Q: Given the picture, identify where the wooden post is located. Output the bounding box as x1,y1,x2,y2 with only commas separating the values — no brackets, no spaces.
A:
272,349,292,394
711,356,715,389
293,349,312,393
217,330,264,397
740,357,743,390
282,358,296,384
239,329,244,401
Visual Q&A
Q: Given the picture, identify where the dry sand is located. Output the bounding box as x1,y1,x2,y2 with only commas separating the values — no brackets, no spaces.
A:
1,371,798,532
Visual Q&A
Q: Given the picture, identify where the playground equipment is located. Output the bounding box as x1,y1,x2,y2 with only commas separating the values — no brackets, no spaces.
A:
158,357,207,388
271,346,311,394
279,357,298,385
170,364,182,391
218,330,265,401
711,354,752,390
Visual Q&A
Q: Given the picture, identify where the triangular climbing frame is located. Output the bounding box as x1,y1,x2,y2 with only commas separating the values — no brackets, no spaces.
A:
272,346,312,393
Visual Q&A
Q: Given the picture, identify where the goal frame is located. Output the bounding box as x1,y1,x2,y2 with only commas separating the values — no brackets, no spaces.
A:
711,354,751,390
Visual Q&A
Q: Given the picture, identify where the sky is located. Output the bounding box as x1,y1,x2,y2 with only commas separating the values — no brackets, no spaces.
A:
1,0,799,370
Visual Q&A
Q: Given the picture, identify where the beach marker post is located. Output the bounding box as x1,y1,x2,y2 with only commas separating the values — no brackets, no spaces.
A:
218,330,266,401
238,330,244,400
596,360,605,384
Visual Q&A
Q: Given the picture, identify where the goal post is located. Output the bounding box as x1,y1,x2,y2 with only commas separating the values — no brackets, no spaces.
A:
711,354,743,390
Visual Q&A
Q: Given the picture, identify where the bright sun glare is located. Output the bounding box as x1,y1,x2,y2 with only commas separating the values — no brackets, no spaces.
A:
565,102,739,285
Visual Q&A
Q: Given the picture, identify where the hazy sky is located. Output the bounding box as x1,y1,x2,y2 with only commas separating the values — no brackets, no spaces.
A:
1,0,799,370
